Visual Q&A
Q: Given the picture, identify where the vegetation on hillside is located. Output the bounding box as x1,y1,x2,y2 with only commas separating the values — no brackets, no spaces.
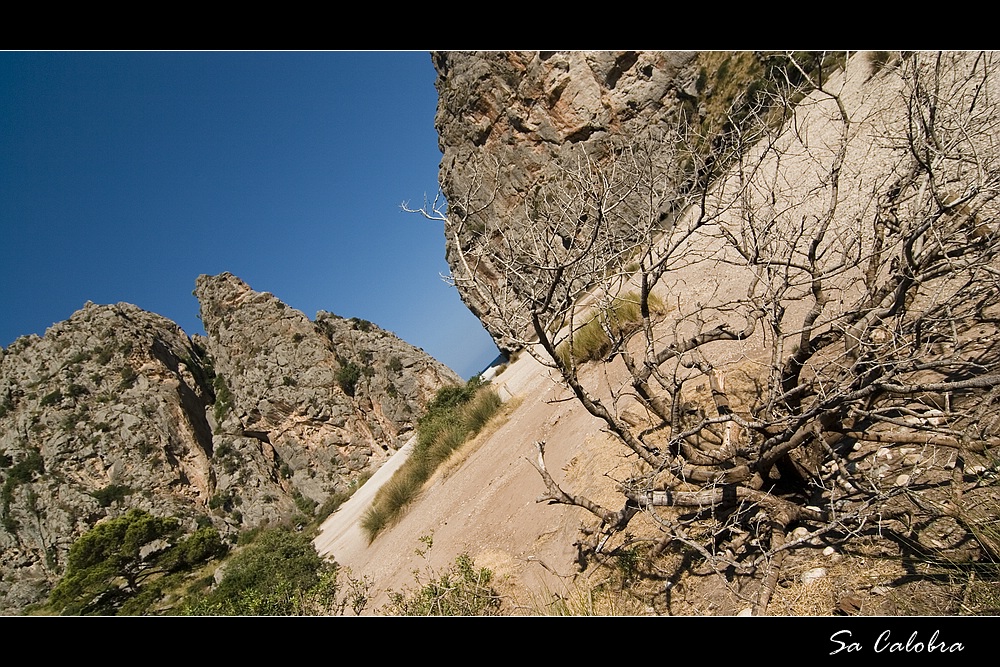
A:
555,291,668,367
36,510,506,616
360,376,502,542
381,534,502,616
179,526,370,615
42,509,227,616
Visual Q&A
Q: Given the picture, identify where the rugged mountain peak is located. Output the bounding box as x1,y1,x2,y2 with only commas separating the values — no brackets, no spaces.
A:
433,51,696,152
0,274,462,613
0,301,219,611
194,272,460,463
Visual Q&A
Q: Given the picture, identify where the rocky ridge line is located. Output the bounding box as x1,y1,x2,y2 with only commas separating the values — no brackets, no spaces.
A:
0,272,461,613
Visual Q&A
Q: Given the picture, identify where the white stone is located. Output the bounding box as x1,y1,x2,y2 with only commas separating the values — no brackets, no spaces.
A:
801,567,828,585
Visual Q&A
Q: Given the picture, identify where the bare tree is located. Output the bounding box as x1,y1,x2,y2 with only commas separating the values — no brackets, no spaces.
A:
411,51,1000,614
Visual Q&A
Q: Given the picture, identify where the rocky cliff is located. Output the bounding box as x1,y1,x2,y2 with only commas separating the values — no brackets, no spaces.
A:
432,51,700,350
0,272,460,614
432,51,840,351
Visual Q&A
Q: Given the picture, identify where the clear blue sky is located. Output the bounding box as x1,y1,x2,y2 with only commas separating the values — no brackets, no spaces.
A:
1,51,501,379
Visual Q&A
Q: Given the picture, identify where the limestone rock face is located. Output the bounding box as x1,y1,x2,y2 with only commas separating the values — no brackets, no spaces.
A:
194,272,461,511
433,51,701,350
0,302,220,612
0,274,461,614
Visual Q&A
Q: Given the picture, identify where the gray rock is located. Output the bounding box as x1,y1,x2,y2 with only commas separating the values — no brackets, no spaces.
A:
433,51,700,351
0,273,461,614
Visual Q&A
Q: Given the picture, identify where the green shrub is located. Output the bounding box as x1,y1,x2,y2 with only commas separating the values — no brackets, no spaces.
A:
360,504,389,538
91,484,132,508
4,449,43,485
40,390,63,406
382,553,501,616
119,366,137,390
316,490,350,523
181,527,326,616
95,346,114,365
209,489,239,512
2,448,45,532
292,490,317,516
465,390,503,434
349,318,374,333
68,350,90,365
336,361,362,397
168,527,228,570
213,442,241,474
212,375,233,424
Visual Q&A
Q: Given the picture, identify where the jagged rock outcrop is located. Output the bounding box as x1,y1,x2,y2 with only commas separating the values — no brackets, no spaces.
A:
0,273,461,614
0,302,219,612
194,272,461,513
433,51,702,351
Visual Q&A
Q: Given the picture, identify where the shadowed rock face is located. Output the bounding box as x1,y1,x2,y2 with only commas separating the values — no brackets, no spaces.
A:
432,51,700,351
0,273,461,613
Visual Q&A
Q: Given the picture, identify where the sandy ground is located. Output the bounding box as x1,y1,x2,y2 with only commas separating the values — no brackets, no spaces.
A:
313,348,635,614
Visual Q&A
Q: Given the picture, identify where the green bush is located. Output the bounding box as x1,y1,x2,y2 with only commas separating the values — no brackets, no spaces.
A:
161,527,228,572
91,484,132,508
465,390,504,434
212,375,234,424
5,449,43,484
119,366,137,390
336,361,362,397
1,448,45,532
66,383,89,398
39,390,63,406
349,318,374,333
293,490,317,516
382,553,501,616
181,527,327,616
359,504,389,538
95,346,114,365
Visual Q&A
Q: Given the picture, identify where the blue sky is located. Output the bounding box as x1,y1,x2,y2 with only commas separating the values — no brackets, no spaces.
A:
0,51,501,379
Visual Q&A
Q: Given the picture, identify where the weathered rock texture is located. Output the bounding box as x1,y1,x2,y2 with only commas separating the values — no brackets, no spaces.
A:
433,51,701,351
0,273,460,614
194,272,461,512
